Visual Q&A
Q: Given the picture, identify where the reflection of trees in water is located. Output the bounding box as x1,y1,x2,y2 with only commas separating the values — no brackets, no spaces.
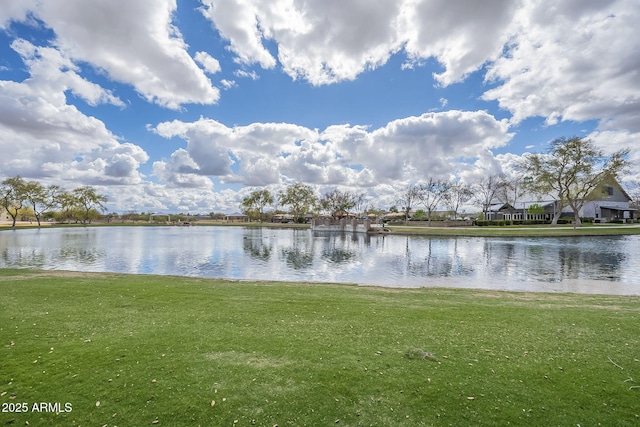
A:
280,229,315,270
321,247,355,264
398,237,475,278
58,230,103,266
557,243,625,281
59,246,103,265
242,233,273,261
0,247,47,268
483,239,520,278
483,239,569,282
281,248,314,269
482,237,626,282
2,228,635,288
319,233,357,264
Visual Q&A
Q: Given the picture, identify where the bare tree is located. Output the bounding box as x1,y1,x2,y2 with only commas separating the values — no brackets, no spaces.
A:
495,175,525,224
625,181,640,209
352,193,369,217
418,178,449,226
471,174,504,221
444,183,473,219
395,184,422,224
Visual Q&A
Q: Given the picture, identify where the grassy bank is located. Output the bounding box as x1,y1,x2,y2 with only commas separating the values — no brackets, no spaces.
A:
387,223,640,237
1,270,639,426
3,220,640,238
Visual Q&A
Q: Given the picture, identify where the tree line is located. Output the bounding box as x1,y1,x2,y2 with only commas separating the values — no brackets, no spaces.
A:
242,136,631,226
1,176,107,227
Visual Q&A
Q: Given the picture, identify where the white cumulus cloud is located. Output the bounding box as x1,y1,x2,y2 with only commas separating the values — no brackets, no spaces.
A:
152,110,512,188
3,0,221,109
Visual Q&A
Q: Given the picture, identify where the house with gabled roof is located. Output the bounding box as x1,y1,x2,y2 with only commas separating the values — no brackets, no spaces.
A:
486,175,635,223
486,200,558,222
580,174,636,222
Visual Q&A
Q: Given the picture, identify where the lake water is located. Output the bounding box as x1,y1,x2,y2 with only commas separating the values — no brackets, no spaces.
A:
1,226,640,295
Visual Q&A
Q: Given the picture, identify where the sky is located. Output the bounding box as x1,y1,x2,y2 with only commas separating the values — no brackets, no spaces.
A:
1,0,639,214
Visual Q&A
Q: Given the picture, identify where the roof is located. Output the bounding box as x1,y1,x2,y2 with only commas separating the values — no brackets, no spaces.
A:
226,212,247,217
487,200,557,212
600,205,638,211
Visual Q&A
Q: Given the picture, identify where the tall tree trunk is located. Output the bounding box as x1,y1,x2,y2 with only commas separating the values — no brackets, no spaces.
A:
551,200,563,227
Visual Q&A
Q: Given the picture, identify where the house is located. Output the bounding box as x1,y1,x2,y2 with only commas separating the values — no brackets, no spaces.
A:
580,175,636,222
486,200,558,222
487,176,635,223
0,210,10,222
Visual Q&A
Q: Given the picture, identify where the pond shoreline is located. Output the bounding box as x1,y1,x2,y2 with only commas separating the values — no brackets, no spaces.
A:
3,220,640,237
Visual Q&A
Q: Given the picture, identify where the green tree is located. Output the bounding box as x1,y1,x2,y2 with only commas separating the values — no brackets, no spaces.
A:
412,209,427,221
278,183,318,222
241,189,274,221
56,191,80,223
520,136,629,227
1,176,27,227
73,186,108,224
23,181,61,227
526,203,545,218
320,188,363,217
526,203,545,214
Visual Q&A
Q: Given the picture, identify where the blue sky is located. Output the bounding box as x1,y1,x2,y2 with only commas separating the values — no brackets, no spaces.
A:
1,0,638,213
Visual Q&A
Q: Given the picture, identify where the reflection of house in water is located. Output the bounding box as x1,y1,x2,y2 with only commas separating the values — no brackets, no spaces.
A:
486,176,636,223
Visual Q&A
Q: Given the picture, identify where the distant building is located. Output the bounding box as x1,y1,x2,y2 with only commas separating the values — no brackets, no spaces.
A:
225,212,248,222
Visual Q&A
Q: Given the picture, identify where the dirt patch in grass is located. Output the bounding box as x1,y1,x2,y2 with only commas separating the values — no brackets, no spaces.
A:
205,351,293,368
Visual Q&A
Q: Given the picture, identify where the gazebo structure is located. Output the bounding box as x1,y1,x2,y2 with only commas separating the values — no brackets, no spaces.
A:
225,212,249,222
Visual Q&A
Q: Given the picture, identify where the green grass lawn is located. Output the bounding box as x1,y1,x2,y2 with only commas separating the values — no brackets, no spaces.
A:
1,269,640,426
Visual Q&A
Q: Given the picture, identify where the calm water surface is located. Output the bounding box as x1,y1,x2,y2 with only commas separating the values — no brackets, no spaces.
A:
1,226,639,295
